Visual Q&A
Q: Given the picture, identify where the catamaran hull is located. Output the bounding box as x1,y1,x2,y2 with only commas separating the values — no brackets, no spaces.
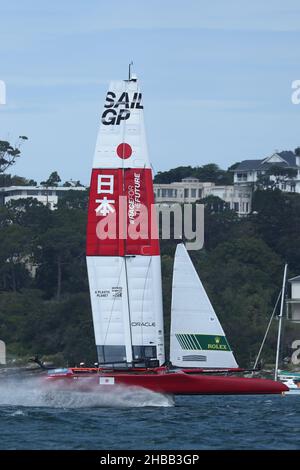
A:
47,371,288,395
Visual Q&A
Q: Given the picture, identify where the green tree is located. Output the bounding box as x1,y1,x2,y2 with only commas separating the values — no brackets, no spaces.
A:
154,164,233,185
200,195,230,213
294,147,300,157
252,189,300,270
0,174,37,187
0,137,28,174
0,224,32,291
56,189,89,211
41,171,61,187
35,207,86,300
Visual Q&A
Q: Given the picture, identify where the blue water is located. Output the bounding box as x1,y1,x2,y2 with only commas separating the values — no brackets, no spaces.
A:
0,377,299,450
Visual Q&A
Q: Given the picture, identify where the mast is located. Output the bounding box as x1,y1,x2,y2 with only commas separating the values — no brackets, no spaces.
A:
274,264,288,381
122,74,133,365
128,61,133,81
252,289,282,373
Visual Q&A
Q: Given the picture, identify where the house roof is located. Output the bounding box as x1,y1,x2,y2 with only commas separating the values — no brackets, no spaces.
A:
288,275,300,283
278,151,296,165
233,151,298,172
234,160,263,171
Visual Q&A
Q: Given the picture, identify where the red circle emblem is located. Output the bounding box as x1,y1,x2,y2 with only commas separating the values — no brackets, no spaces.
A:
116,143,132,159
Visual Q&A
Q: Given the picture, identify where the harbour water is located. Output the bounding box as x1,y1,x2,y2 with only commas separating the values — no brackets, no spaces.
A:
0,377,299,450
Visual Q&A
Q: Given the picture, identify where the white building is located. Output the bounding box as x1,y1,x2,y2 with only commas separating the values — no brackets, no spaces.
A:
0,185,86,210
154,177,252,215
233,151,300,193
287,276,300,323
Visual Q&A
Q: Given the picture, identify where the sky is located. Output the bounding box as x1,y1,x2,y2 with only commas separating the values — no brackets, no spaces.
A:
0,0,300,185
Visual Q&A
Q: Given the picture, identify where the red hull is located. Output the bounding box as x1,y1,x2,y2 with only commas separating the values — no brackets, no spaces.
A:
47,368,288,395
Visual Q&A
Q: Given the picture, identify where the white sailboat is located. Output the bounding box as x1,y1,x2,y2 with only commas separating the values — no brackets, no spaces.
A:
170,244,238,370
275,266,300,394
254,264,300,395
46,68,287,395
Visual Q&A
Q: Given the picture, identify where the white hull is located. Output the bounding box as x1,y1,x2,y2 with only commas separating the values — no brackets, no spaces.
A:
285,389,300,395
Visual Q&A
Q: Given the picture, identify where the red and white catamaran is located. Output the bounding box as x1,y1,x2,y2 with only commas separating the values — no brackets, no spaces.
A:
47,68,287,395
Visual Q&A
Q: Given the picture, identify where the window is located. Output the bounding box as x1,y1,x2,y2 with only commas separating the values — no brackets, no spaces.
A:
198,189,202,198
161,189,167,197
10,191,22,196
97,345,127,364
191,188,197,198
132,346,157,360
184,188,189,198
234,202,239,212
236,172,248,182
41,190,53,196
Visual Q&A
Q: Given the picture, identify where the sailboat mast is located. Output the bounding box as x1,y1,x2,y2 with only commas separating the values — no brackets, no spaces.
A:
124,257,134,364
274,263,288,381
121,77,133,365
252,289,282,373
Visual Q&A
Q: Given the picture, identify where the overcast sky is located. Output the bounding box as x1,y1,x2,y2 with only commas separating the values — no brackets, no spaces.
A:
1,0,300,184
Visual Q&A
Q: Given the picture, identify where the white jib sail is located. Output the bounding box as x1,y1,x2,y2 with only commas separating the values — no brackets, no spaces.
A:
170,244,238,368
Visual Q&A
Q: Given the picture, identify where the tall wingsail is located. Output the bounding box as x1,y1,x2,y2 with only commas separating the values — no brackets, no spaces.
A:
86,74,165,366
170,244,238,369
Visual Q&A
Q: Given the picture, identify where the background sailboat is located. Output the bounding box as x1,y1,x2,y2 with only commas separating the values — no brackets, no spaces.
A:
253,264,300,394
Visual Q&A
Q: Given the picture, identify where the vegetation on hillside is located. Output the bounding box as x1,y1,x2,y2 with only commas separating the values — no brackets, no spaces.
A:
0,179,300,367
154,164,234,185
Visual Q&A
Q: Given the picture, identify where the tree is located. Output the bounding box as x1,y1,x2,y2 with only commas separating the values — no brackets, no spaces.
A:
200,195,230,213
0,174,37,187
227,162,241,171
6,198,52,231
256,166,297,190
153,164,233,185
56,189,89,210
0,137,28,174
0,224,32,291
252,189,300,270
267,165,297,187
35,207,86,300
154,166,194,183
41,171,61,187
255,173,273,190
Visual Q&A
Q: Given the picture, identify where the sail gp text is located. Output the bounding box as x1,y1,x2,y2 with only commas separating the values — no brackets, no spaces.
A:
101,91,143,125
99,453,200,467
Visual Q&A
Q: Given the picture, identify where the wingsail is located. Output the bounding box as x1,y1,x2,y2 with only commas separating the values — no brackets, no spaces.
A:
86,75,165,366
